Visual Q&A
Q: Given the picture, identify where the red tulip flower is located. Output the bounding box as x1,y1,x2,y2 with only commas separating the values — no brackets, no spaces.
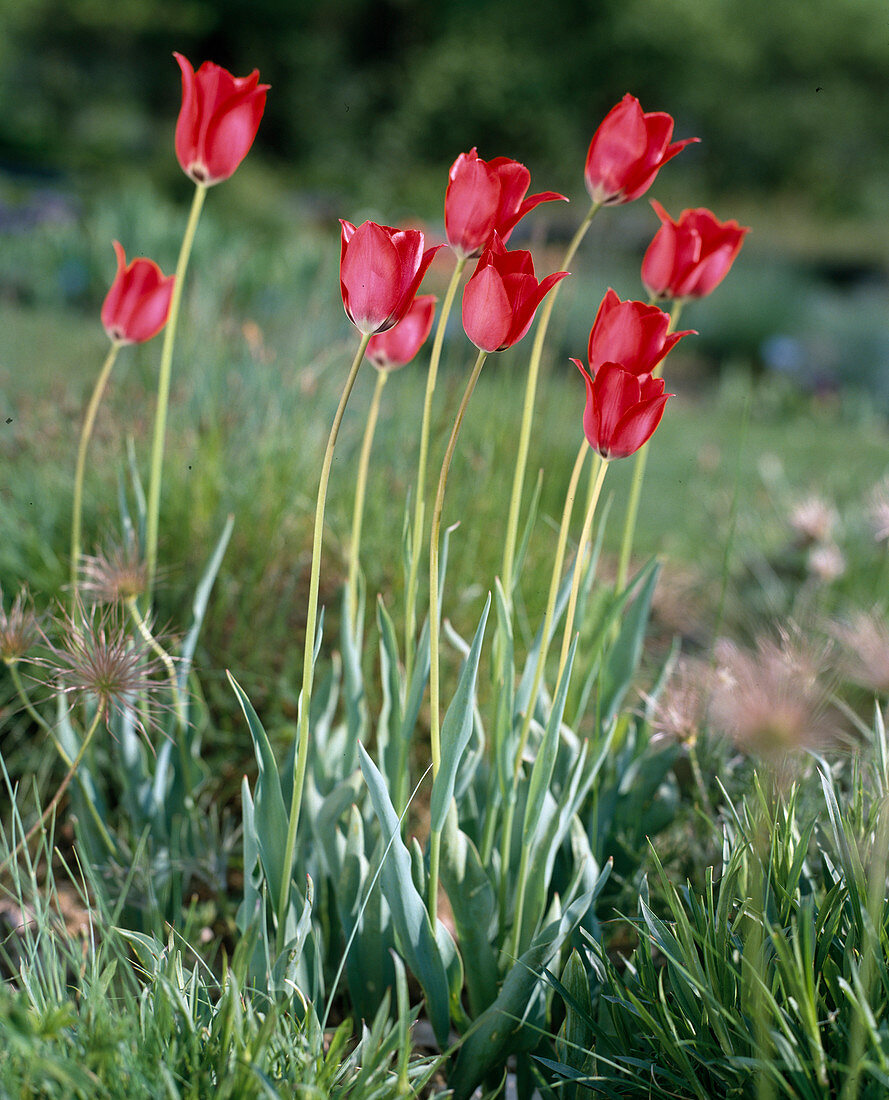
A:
445,148,567,259
366,295,436,371
573,359,674,459
340,220,442,335
462,234,569,353
174,53,269,186
584,94,698,206
586,288,693,377
101,241,175,346
642,201,749,300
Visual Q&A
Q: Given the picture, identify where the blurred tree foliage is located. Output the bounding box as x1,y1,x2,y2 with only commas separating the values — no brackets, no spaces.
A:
1,0,888,216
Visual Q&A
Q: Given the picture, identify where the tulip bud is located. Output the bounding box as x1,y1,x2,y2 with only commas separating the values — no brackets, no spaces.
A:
340,220,442,335
584,93,698,206
445,148,567,259
462,234,569,353
574,359,674,459
586,288,693,376
174,53,269,186
642,201,749,300
100,241,175,346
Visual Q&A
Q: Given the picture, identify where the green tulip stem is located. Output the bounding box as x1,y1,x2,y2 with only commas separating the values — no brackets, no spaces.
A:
126,597,186,733
145,181,207,607
405,254,466,683
277,331,371,955
500,200,601,601
557,457,609,684
348,368,388,631
614,298,684,592
513,438,588,787
0,701,106,879
501,439,587,946
428,347,487,921
70,342,120,600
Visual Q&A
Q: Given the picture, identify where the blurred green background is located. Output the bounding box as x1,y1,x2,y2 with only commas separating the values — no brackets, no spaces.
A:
2,0,889,394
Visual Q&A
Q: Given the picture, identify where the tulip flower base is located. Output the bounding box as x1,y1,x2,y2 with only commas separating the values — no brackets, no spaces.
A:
8,55,889,1100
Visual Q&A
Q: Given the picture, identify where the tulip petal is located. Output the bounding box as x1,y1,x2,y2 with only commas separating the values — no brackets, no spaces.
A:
642,221,679,299
445,156,501,257
340,222,403,333
585,95,648,203
608,393,671,458
366,294,436,370
203,83,268,184
594,363,642,449
173,53,200,178
491,159,530,219
391,244,443,331
462,263,513,352
389,229,426,306
573,357,602,452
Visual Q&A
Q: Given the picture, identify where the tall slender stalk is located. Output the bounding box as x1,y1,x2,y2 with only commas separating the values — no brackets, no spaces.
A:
71,344,120,599
145,182,207,606
500,440,589,928
500,201,601,600
427,348,487,920
557,457,609,684
614,298,684,592
404,255,466,682
348,368,388,630
512,439,588,783
276,332,371,954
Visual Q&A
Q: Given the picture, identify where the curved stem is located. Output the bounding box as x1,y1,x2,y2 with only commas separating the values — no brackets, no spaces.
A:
512,440,588,787
614,298,684,592
7,662,58,743
126,598,183,718
405,255,466,682
277,331,371,954
427,347,487,920
145,182,207,606
503,440,588,951
557,458,609,684
71,343,120,600
348,369,387,631
0,702,106,878
126,596,187,739
501,201,601,600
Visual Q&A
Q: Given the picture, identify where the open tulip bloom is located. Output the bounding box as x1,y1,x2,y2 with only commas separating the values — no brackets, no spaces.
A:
642,200,749,300
174,53,269,186
101,241,175,346
340,220,442,335
584,93,698,206
462,234,570,352
587,288,692,377
573,359,674,460
445,148,567,259
366,294,436,371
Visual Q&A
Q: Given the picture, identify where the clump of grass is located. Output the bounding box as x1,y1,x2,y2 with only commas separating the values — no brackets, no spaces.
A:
543,714,889,1099
0,794,443,1099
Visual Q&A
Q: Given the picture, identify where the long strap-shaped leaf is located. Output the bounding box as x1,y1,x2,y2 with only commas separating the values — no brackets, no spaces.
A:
447,884,603,1100
358,742,451,1046
430,594,491,833
229,673,291,936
